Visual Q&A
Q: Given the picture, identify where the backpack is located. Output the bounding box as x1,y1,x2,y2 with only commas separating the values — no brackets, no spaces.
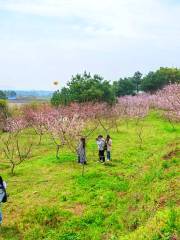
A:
0,184,7,203
2,189,7,203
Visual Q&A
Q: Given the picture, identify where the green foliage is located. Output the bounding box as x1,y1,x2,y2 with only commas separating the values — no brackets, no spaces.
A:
0,90,7,99
0,99,7,111
132,71,143,93
113,78,135,96
51,68,180,104
51,72,116,105
141,67,180,92
113,71,143,97
51,88,71,106
0,99,8,130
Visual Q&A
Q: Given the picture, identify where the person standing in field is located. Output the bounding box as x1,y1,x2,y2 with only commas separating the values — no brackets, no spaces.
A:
0,176,7,225
77,137,87,164
105,135,112,161
96,135,105,163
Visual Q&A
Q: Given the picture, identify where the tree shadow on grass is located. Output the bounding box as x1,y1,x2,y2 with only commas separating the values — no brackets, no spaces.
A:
104,162,116,167
0,225,22,240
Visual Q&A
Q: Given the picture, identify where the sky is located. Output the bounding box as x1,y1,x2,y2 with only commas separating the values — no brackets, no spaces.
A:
0,0,180,90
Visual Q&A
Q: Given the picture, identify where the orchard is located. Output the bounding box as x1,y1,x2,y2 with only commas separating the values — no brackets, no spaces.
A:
0,84,179,240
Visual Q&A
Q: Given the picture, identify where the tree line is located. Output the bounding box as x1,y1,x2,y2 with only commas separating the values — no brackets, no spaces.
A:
0,90,16,100
51,67,180,106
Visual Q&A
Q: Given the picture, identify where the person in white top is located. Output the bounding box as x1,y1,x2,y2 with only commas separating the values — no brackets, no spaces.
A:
96,135,105,162
0,176,7,224
105,135,112,161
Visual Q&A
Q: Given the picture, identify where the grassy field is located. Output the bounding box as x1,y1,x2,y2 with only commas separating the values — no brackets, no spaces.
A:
8,99,50,108
0,112,179,240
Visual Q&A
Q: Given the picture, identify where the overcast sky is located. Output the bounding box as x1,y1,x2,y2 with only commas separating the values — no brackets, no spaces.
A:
0,0,180,90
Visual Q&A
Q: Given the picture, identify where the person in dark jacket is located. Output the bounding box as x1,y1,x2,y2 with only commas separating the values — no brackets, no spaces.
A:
77,137,86,164
0,176,7,225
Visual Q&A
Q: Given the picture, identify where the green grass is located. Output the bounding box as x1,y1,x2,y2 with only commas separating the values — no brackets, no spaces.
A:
0,112,179,240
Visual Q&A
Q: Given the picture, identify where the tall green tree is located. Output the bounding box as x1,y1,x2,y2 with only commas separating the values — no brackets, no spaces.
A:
132,71,142,93
51,72,115,106
113,78,135,97
51,88,71,106
141,67,180,92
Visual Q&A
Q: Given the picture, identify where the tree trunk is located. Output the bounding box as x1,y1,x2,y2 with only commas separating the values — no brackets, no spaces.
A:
38,134,42,145
56,144,60,159
11,163,15,175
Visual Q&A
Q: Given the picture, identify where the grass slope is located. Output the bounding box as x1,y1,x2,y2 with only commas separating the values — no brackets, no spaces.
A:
0,112,179,240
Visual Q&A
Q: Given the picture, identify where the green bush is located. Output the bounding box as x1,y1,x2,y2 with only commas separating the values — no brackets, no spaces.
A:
0,99,8,112
0,90,7,99
0,99,8,130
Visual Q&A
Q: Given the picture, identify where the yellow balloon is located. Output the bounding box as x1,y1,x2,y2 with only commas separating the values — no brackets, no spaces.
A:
53,81,59,86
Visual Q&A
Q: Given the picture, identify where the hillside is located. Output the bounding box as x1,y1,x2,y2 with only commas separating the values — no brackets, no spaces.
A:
0,112,179,240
